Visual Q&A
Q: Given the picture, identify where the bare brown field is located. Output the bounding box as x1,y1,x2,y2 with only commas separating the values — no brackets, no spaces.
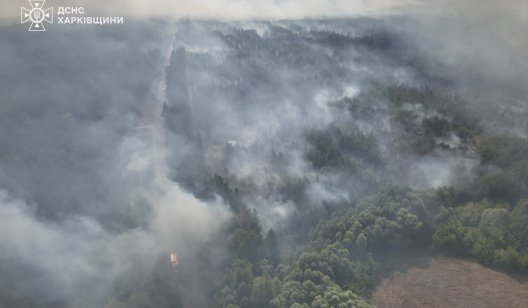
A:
371,256,528,308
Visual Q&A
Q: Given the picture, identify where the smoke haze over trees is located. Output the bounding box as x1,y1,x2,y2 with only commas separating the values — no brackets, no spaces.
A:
0,0,526,307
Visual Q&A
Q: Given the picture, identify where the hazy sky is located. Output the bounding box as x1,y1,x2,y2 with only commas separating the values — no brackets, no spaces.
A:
1,0,417,20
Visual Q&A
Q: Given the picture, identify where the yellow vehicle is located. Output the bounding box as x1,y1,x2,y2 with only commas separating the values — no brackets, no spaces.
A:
170,252,180,273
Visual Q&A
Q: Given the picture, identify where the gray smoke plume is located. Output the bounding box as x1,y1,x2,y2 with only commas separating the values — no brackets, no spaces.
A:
0,0,526,307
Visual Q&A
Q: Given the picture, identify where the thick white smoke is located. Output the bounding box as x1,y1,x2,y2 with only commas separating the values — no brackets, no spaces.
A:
0,132,230,307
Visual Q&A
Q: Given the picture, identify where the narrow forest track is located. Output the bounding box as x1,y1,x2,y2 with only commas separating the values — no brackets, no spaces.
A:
136,25,210,308
136,25,175,185
371,256,528,308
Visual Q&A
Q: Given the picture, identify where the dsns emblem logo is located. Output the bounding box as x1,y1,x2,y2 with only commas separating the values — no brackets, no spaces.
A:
21,0,53,32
